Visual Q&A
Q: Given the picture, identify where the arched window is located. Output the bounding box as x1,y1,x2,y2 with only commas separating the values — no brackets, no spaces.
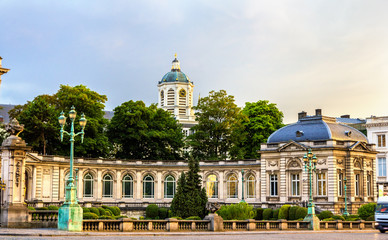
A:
143,175,154,198
206,174,218,198
83,173,93,198
227,174,238,198
246,174,256,198
164,175,176,198
103,174,113,198
122,174,133,198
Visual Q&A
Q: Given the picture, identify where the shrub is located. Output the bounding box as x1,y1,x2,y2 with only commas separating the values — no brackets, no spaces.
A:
295,207,307,219
332,215,345,221
105,210,112,216
83,212,99,219
146,204,159,219
99,215,114,219
28,206,36,211
358,203,376,220
318,210,333,220
98,207,106,216
185,216,201,220
89,207,100,216
322,218,335,221
159,207,169,219
366,215,375,221
255,208,264,220
36,207,49,210
289,206,299,220
344,214,360,221
263,208,273,220
273,209,279,219
48,205,59,210
170,216,183,220
108,206,121,216
82,207,90,213
113,215,128,219
139,216,145,220
278,205,291,220
216,202,256,220
102,205,109,209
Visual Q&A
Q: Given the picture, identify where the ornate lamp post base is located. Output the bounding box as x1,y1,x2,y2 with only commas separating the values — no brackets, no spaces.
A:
304,204,320,230
58,186,83,231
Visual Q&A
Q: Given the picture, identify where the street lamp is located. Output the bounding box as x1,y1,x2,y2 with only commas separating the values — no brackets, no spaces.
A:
241,169,245,203
57,106,86,232
343,176,349,216
303,149,320,230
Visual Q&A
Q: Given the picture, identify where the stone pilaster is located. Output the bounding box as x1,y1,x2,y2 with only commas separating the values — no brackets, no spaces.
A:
260,157,267,206
279,157,286,202
327,156,336,202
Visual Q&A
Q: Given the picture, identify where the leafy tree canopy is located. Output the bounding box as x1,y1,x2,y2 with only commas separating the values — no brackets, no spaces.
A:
9,85,109,157
107,100,184,160
189,90,246,160
241,100,284,159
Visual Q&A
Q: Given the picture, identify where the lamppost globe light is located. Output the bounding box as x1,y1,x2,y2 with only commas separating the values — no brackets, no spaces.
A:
68,106,77,120
79,113,87,128
58,112,66,126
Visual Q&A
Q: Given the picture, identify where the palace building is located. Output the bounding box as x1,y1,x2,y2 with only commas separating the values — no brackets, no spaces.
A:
1,56,378,215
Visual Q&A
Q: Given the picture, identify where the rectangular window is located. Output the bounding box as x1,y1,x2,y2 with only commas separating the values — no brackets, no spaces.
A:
355,174,360,196
379,158,387,177
317,173,326,196
338,173,343,196
291,174,300,196
270,175,278,196
367,175,371,196
378,134,386,147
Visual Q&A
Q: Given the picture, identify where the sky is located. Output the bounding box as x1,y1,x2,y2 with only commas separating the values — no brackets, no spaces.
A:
1,0,388,123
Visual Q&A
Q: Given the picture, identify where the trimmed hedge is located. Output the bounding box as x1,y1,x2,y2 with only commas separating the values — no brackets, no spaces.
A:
273,209,279,220
159,207,169,219
108,206,121,216
89,207,100,216
288,206,299,220
98,207,106,216
263,208,273,220
83,212,99,219
28,206,36,211
255,208,264,220
185,216,201,220
278,205,291,220
295,207,307,219
332,215,345,221
146,204,159,219
82,207,90,213
48,205,59,210
318,210,333,220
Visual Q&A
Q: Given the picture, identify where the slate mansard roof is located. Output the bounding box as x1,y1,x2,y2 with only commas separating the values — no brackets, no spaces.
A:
267,115,368,144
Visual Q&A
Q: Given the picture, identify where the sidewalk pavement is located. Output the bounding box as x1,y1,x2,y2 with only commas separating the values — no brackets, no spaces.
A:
0,228,379,237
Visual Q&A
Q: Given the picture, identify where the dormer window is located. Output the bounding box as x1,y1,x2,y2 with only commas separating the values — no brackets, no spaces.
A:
296,130,304,137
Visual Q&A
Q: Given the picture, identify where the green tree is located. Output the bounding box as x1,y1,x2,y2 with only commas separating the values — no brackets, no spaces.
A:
107,100,184,160
189,90,246,160
170,158,208,218
241,100,284,159
9,95,59,155
55,85,110,158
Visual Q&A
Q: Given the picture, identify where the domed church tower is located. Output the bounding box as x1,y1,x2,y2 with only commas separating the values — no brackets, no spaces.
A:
158,54,197,136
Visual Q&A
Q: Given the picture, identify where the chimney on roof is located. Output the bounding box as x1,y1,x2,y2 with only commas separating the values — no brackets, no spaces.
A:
298,111,307,120
341,115,350,118
315,109,322,116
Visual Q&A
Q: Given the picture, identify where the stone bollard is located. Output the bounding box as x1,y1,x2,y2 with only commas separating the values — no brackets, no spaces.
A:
122,218,133,232
247,219,256,231
167,218,179,231
204,213,224,231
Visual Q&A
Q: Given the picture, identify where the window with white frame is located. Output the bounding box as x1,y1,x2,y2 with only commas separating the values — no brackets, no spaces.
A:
122,174,133,198
367,175,371,196
378,134,386,147
164,175,176,198
270,174,278,196
355,174,360,196
338,173,343,196
227,174,238,198
103,174,113,198
143,175,154,198
83,173,93,198
317,172,326,196
291,174,300,196
379,158,387,177
246,175,255,198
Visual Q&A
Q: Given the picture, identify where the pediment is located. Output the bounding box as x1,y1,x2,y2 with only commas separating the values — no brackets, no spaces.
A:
277,140,308,152
349,142,371,151
25,153,42,163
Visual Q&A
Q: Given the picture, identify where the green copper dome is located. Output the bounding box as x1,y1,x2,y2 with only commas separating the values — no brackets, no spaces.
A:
159,54,192,84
